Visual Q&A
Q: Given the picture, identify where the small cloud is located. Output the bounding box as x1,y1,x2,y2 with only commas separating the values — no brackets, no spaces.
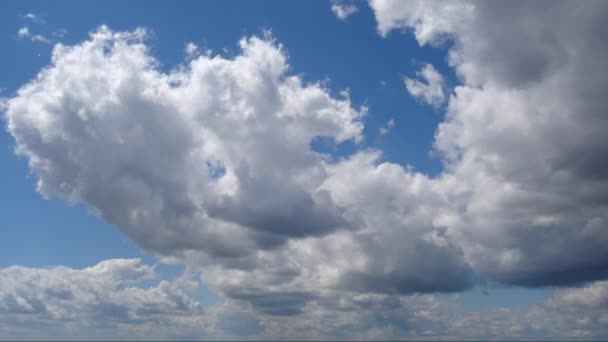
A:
53,28,68,38
31,34,51,43
404,63,446,108
331,1,358,21
379,118,395,135
184,42,200,58
17,25,51,44
18,26,30,38
380,80,387,87
22,12,43,23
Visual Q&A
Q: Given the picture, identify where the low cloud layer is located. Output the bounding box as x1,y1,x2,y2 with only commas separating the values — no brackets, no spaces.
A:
2,259,608,340
0,259,206,340
3,0,608,338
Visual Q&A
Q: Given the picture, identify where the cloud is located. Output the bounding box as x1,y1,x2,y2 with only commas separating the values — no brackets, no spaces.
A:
404,63,446,107
5,0,608,336
331,1,359,21
0,259,209,339
4,26,478,319
184,42,200,58
17,26,30,38
17,25,50,43
22,13,43,23
0,258,462,339
379,118,395,135
369,0,608,287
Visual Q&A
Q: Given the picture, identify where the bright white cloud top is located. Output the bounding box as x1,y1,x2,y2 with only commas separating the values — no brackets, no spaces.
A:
3,0,608,339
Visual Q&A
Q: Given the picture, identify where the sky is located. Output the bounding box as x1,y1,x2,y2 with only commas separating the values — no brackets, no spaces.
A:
1,0,608,340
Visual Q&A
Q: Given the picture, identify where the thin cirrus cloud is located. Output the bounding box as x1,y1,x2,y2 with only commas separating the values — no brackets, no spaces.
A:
2,0,608,339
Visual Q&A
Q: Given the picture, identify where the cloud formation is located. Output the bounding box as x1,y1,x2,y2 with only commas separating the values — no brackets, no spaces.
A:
4,25,475,317
370,0,608,287
4,0,608,337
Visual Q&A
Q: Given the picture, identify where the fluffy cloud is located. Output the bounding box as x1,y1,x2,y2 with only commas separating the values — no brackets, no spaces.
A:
4,25,477,319
403,63,446,107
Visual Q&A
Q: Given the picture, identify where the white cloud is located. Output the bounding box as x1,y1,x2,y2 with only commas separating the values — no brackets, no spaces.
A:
331,1,359,21
22,12,43,23
184,42,199,58
404,63,446,107
31,34,51,43
17,26,30,38
17,25,50,43
379,118,395,135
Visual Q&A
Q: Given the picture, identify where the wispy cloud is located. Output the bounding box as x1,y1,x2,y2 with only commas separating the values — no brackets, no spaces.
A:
22,12,43,23
331,1,358,21
379,118,395,135
403,63,445,108
17,25,51,44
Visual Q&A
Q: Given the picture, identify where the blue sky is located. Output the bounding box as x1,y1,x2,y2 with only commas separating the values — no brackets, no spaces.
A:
1,0,608,340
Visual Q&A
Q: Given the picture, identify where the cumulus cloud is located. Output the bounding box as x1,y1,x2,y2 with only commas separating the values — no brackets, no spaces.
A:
331,1,359,21
404,63,446,107
3,25,478,320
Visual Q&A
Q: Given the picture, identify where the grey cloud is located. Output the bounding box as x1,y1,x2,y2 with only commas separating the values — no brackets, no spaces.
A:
227,289,317,316
370,0,608,288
